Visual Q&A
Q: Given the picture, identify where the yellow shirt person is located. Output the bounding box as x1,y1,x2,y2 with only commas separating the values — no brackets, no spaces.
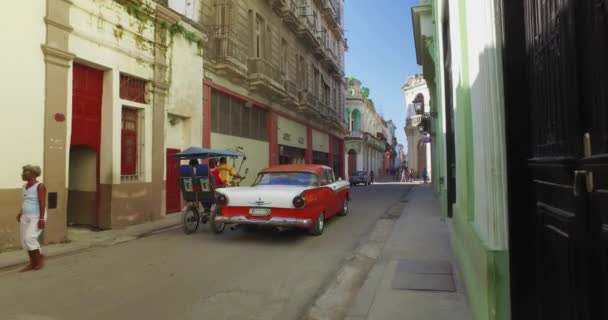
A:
217,157,241,186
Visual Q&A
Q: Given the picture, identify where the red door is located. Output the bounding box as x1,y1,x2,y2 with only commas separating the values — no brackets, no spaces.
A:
166,149,181,213
72,64,103,226
72,64,103,149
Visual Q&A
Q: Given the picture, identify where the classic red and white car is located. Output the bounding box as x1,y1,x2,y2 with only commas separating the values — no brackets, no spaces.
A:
214,165,350,235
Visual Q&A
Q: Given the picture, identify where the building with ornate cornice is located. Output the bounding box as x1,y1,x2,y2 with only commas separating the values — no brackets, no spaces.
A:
403,73,432,179
199,0,347,178
344,78,387,178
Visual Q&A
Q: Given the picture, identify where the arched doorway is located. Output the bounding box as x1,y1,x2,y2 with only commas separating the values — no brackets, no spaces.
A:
67,145,98,226
348,149,357,176
417,139,427,179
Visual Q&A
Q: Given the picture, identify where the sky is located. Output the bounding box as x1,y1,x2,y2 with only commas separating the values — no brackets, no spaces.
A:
344,0,421,151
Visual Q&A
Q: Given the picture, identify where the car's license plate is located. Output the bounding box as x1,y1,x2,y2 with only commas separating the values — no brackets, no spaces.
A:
250,208,270,216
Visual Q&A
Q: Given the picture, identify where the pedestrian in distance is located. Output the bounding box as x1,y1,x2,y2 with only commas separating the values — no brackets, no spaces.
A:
369,170,375,184
422,167,429,184
16,165,47,272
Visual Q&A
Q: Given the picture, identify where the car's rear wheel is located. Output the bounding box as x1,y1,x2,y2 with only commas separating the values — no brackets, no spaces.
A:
209,205,225,234
338,200,349,216
308,213,325,236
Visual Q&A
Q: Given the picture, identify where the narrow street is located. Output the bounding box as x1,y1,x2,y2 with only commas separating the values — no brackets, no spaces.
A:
0,183,411,320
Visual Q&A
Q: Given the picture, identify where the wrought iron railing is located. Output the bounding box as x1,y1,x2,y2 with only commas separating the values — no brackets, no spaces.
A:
348,131,363,139
248,58,283,84
209,32,248,67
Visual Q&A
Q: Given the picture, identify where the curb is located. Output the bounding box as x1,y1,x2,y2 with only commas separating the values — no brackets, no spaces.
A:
301,187,412,320
0,219,181,272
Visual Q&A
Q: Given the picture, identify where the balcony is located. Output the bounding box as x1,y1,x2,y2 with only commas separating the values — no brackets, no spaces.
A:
282,79,299,106
248,58,285,98
317,101,330,118
321,0,341,30
273,0,301,32
208,33,248,81
297,91,320,114
296,7,320,48
324,48,341,75
347,131,364,139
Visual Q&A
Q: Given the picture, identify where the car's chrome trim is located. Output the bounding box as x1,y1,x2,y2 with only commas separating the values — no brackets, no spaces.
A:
214,216,313,227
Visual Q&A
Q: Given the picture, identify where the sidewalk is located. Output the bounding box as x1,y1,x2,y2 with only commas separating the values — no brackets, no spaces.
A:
0,213,181,271
347,185,472,320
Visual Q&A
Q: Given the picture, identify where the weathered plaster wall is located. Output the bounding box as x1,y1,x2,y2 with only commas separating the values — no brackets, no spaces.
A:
312,129,329,153
278,116,307,149
210,133,269,183
0,1,47,189
0,2,47,250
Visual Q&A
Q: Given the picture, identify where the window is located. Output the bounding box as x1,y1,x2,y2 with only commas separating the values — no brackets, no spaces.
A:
323,82,331,106
327,170,336,183
313,11,318,30
313,151,329,165
121,108,141,180
281,39,288,77
352,109,361,131
297,55,307,89
313,68,320,96
255,16,263,58
266,26,272,59
217,4,227,32
211,90,267,141
253,171,319,187
120,74,146,103
320,170,330,185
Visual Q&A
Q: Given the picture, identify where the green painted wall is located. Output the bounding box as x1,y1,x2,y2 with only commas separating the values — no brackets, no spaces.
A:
421,1,512,320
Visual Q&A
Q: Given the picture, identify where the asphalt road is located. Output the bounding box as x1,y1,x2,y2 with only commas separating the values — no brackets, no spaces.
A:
0,183,410,320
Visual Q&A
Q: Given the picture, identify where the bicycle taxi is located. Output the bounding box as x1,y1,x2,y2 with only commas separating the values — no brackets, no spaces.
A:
173,146,248,235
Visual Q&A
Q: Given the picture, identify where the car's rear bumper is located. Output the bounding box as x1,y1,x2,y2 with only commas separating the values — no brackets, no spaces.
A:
214,216,313,227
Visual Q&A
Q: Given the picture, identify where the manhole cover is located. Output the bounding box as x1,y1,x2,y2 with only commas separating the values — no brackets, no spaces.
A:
392,259,456,292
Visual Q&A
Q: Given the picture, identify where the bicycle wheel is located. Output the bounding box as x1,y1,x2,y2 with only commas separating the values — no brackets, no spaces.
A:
182,206,200,234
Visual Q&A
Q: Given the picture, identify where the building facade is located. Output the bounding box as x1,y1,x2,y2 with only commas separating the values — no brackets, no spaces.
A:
403,73,432,179
412,1,510,319
344,78,386,177
1,0,207,250
200,0,348,179
413,0,608,319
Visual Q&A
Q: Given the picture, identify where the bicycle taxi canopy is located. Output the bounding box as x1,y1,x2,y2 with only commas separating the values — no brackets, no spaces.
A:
173,147,242,160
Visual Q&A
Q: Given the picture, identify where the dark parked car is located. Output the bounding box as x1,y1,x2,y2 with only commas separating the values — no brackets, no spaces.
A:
349,171,371,186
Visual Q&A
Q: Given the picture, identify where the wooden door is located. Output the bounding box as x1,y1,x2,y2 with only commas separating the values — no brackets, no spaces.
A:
577,1,608,319
522,0,608,319
166,149,181,214
71,64,103,227
72,64,103,149
348,150,357,176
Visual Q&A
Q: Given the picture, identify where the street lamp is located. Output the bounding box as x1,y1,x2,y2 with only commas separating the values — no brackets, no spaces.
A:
414,102,424,115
